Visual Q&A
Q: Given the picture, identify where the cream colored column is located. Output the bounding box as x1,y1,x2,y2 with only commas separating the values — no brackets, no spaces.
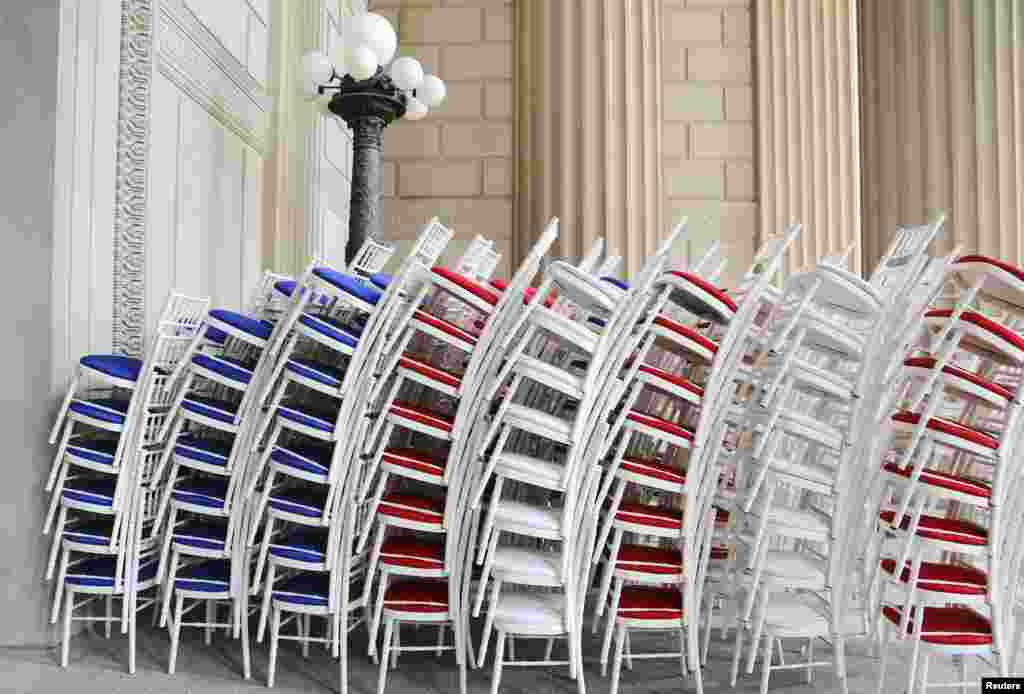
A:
755,0,862,275
860,0,1024,268
514,0,664,277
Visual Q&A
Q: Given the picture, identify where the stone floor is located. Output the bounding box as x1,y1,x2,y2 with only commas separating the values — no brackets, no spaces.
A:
0,618,947,694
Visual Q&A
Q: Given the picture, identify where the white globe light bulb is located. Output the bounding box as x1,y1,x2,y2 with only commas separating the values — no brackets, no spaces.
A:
404,96,428,121
347,44,378,80
301,50,334,85
347,14,377,49
366,13,397,66
390,56,424,92
418,74,446,107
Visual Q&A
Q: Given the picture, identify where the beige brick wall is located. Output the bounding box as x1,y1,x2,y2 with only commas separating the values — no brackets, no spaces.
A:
662,0,756,288
372,0,514,278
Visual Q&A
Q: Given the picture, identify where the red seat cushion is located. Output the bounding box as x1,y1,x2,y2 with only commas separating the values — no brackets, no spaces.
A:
881,462,991,498
490,278,509,291
383,579,449,613
398,356,462,389
413,310,479,346
925,309,1024,354
380,536,445,570
955,255,1024,283
615,544,682,575
379,494,445,525
710,545,731,561
615,503,682,530
652,316,719,356
432,267,500,305
620,457,686,485
636,364,705,400
382,448,449,478
616,586,684,620
892,411,998,450
626,411,695,441
523,286,557,307
904,356,1013,402
879,559,987,596
389,402,455,433
665,271,738,312
881,605,992,646
878,510,988,546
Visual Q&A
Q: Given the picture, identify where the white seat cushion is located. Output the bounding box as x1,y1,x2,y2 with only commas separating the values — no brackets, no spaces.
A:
492,591,567,635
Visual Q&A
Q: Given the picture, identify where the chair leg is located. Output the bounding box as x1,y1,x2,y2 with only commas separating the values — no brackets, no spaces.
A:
436,624,445,658
806,637,813,683
51,550,69,624
490,631,506,694
378,619,394,694
391,622,400,669
45,508,66,580
128,591,138,675
759,634,774,694
258,563,277,642
168,593,184,674
875,619,890,694
368,573,389,659
60,589,74,668
267,607,281,688
105,595,113,638
478,578,502,667
957,655,968,694
160,550,179,628
205,599,214,645
600,581,623,676
610,624,626,694
917,652,930,694
239,600,252,680
729,619,744,687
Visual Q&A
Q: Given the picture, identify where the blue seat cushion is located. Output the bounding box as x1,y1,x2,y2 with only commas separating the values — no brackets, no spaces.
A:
273,572,331,606
312,268,383,306
205,326,228,344
297,314,360,351
68,398,130,425
601,277,630,291
64,518,114,546
174,436,233,467
80,355,143,382
268,486,329,518
285,358,346,388
369,273,393,290
208,309,273,341
271,443,333,476
172,520,227,552
274,279,299,297
66,556,158,589
172,477,229,509
181,395,240,424
192,353,253,385
62,478,116,507
269,529,329,564
277,400,339,434
175,559,231,593
66,436,119,466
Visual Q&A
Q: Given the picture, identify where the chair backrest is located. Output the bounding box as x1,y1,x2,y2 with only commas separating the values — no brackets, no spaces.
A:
868,214,945,297
453,234,494,277
408,216,454,268
690,241,725,281
474,244,502,282
246,270,295,318
578,237,606,274
347,237,395,278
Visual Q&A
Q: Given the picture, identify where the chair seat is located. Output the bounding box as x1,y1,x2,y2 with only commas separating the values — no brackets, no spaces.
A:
494,452,564,488
615,544,683,575
181,396,239,425
297,314,361,351
516,356,584,398
880,559,987,596
881,462,991,499
63,478,116,508
493,499,562,534
380,536,445,570
68,398,130,426
615,503,682,530
620,456,686,486
66,556,158,589
762,593,831,638
272,442,334,476
174,436,233,468
761,550,826,583
549,261,618,314
66,436,119,467
879,510,988,546
652,315,718,361
175,559,231,593
925,309,1024,362
270,529,328,564
286,357,347,388
503,403,573,444
192,353,253,384
662,271,737,322
635,364,704,403
173,477,229,509
172,520,227,552
379,493,445,526
312,267,383,306
891,411,999,451
398,356,461,389
492,546,561,582
80,355,143,383
953,255,1024,306
412,310,479,348
616,586,683,620
369,272,393,290
204,326,228,345
383,579,449,613
602,277,630,291
904,356,1013,405
882,605,993,646
432,267,500,306
382,448,448,478
269,486,329,518
277,400,340,434
389,401,455,434
208,309,273,341
64,518,115,546
625,410,695,444
273,572,330,606
492,591,567,634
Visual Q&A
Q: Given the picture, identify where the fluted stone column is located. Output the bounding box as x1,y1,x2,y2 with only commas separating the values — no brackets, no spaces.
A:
859,0,1024,268
755,0,862,275
514,0,664,277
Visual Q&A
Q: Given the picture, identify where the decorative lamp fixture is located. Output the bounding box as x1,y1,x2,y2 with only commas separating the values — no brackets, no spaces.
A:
301,13,446,262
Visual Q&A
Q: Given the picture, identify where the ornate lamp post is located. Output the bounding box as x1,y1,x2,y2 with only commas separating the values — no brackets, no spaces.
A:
302,14,446,262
